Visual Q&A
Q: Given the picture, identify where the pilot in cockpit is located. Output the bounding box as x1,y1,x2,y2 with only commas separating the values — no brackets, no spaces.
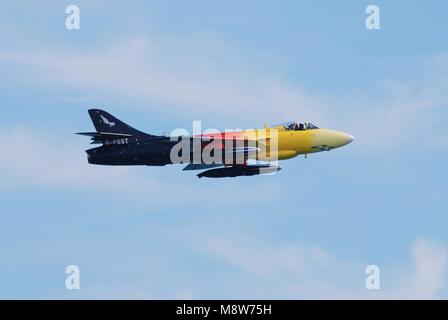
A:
281,122,318,131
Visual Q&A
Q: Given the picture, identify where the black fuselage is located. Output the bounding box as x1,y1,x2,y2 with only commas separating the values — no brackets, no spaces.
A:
87,137,177,166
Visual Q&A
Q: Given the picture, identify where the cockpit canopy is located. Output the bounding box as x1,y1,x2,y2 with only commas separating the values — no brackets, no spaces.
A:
273,122,319,131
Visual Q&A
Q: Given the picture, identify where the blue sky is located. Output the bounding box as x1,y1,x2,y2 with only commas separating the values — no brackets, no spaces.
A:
0,0,447,299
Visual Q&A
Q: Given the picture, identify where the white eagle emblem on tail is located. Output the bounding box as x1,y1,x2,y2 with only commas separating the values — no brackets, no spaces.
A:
100,115,116,127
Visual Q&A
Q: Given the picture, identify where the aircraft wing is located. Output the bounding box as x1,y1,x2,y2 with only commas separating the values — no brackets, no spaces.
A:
76,132,133,144
183,163,224,171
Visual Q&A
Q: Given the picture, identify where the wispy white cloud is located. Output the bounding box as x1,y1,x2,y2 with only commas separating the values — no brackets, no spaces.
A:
342,78,448,152
0,126,155,191
0,36,324,124
0,127,282,205
1,34,448,153
198,237,332,277
391,237,448,299
196,236,448,299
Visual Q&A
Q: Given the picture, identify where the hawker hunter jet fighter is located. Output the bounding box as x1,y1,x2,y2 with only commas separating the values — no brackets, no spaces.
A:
77,109,354,178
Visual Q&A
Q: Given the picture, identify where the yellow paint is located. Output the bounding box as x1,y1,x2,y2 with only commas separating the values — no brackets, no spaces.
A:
238,124,354,161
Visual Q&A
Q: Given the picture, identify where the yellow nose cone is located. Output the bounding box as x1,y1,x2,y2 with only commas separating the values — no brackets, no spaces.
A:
314,129,354,149
330,131,354,148
338,132,354,146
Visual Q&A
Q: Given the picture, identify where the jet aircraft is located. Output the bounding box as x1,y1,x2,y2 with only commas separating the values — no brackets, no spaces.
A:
77,109,353,178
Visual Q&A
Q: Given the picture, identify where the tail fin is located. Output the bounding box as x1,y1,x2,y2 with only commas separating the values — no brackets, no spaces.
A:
88,109,147,136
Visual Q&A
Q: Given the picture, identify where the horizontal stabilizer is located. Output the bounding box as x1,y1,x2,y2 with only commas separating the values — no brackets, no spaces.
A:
76,132,133,144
